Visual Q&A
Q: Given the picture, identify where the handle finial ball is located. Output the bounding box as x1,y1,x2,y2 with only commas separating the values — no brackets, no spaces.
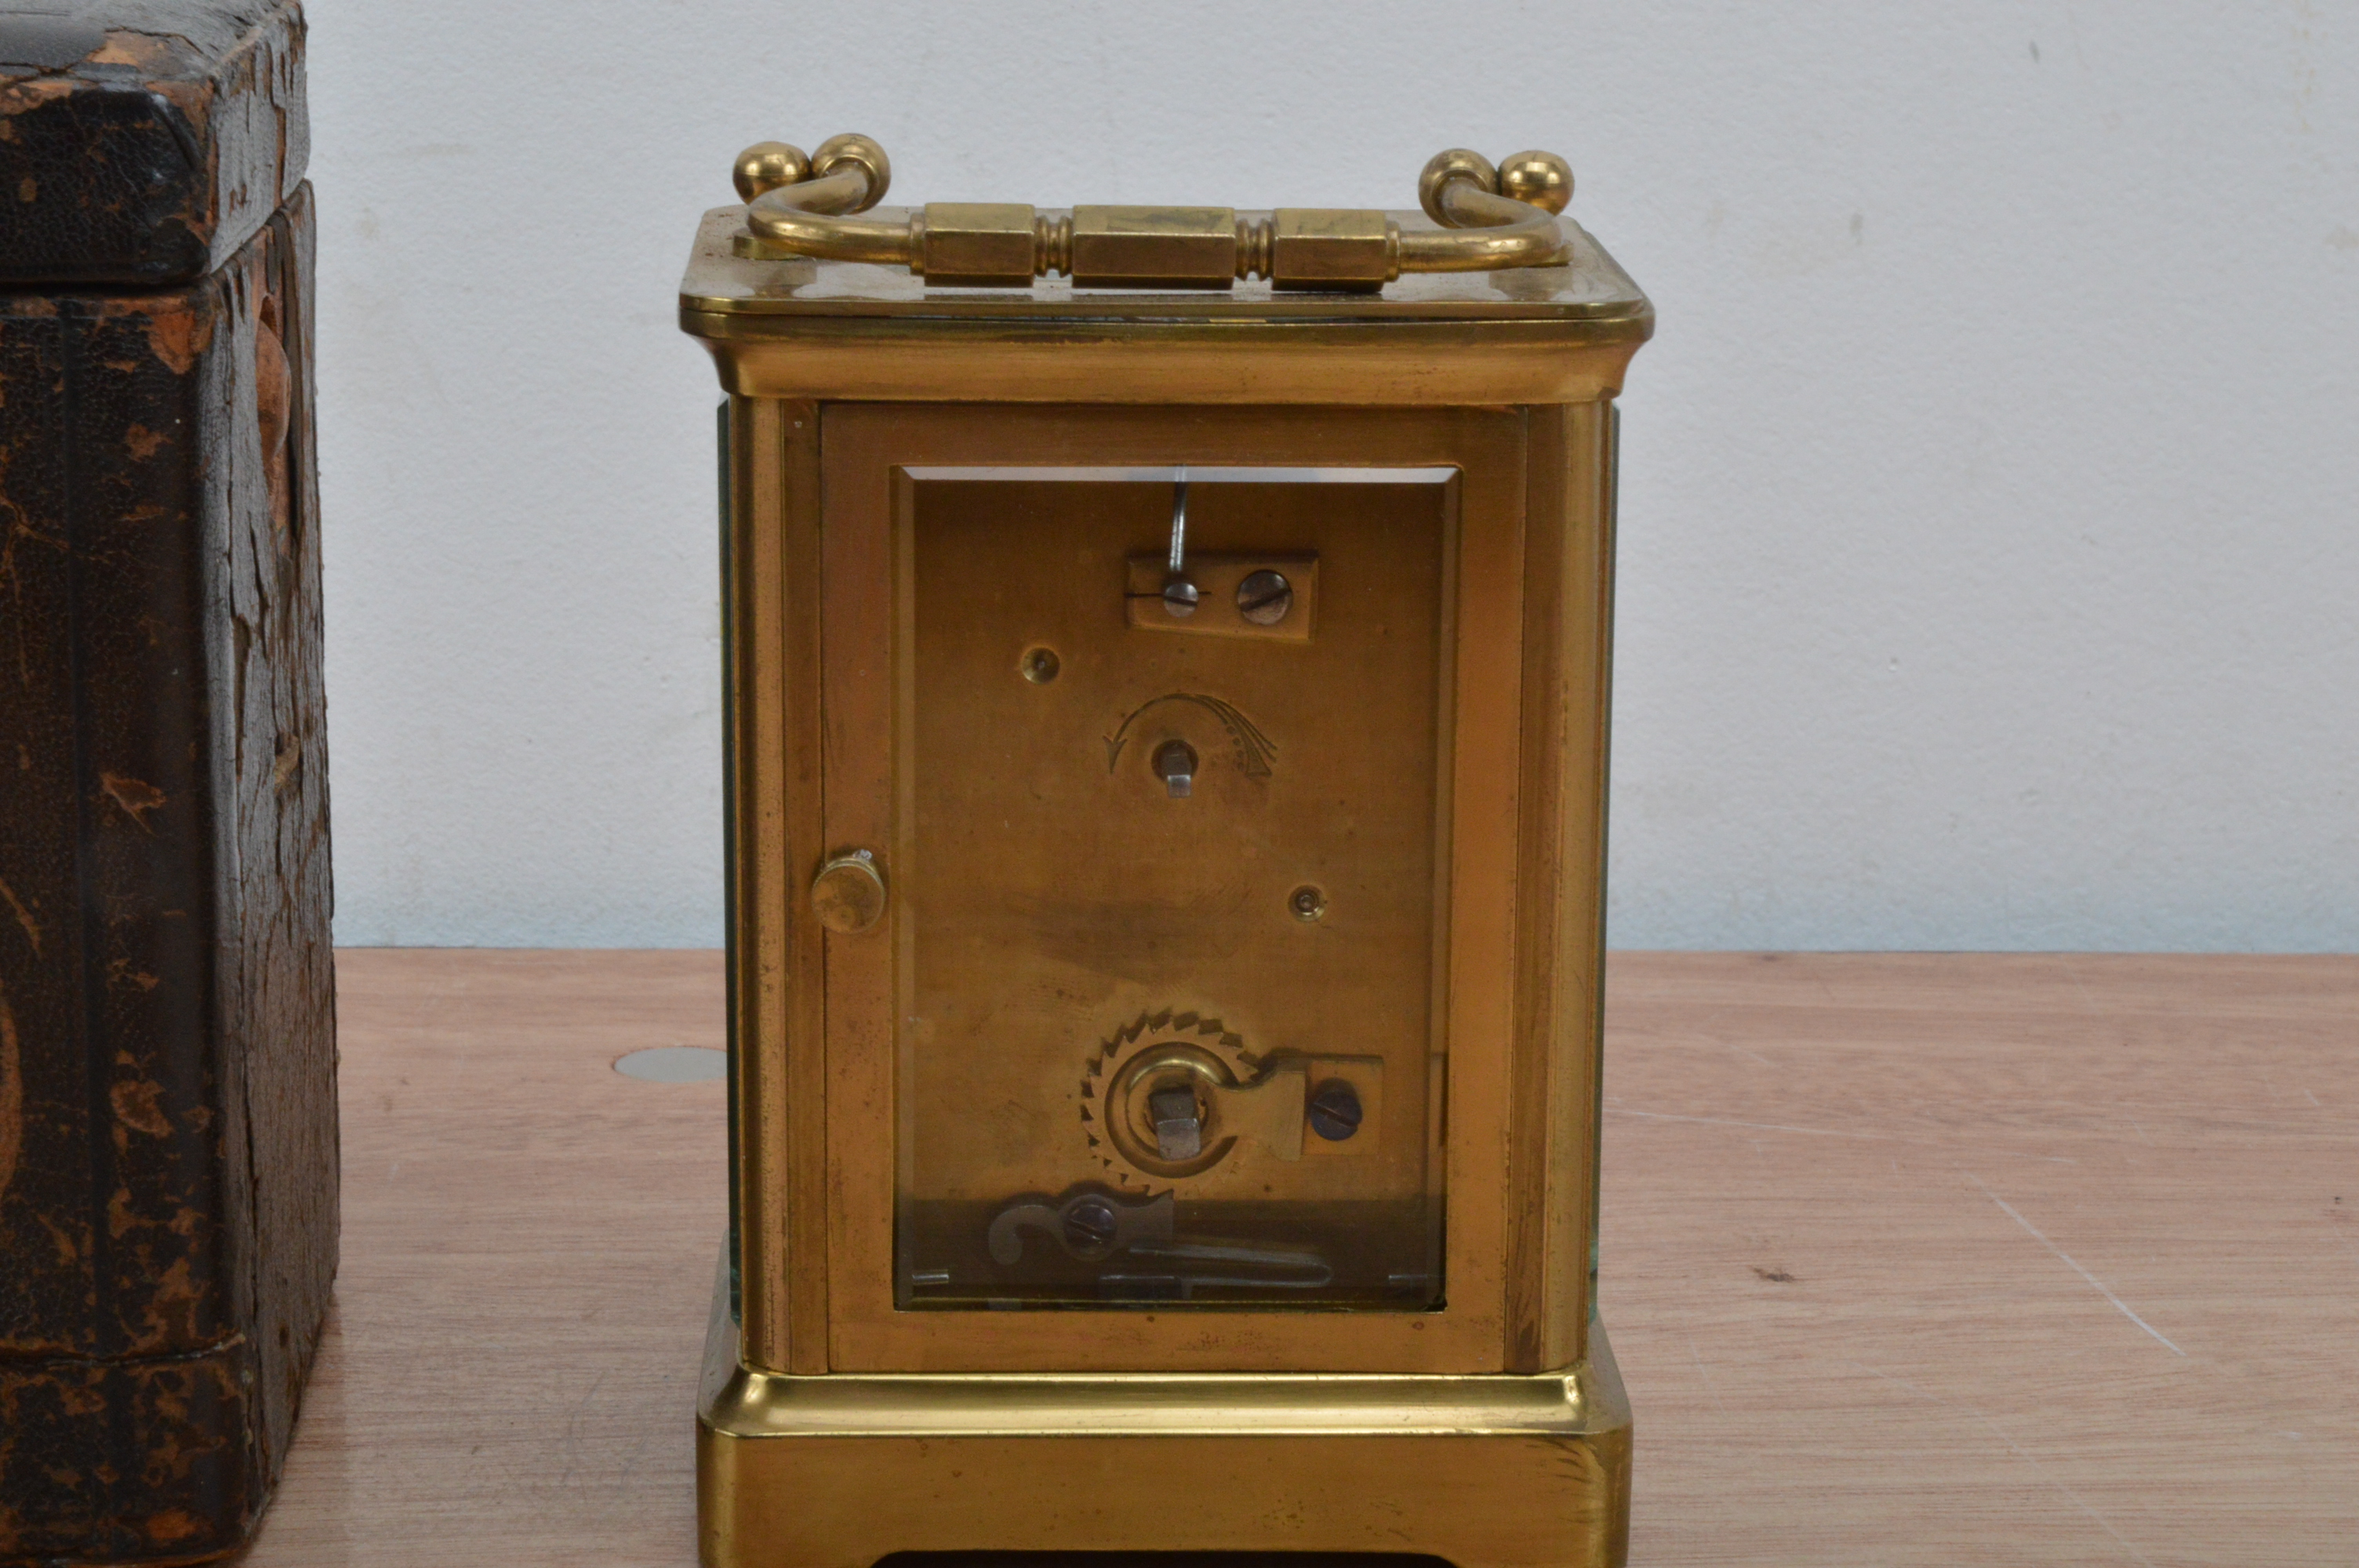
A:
733,142,809,202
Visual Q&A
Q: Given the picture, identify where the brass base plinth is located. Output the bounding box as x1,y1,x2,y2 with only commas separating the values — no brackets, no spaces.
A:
696,1265,1633,1568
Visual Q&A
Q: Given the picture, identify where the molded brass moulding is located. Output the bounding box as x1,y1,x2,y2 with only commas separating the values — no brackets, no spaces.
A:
678,205,1654,405
682,303,1646,406
728,136,1574,289
696,1258,1635,1568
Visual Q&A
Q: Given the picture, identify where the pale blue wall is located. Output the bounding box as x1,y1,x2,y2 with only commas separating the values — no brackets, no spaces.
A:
310,1,2359,949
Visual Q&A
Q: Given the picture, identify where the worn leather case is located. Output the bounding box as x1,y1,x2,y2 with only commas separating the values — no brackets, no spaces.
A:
0,5,333,1562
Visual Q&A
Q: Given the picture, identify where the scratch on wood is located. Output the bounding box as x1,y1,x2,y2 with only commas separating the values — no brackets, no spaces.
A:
143,308,212,375
0,981,20,1204
1843,1358,2158,1566
2,488,70,686
1687,1337,1728,1414
143,1508,205,1545
101,771,169,829
1968,1173,2186,1356
87,29,177,71
110,1077,173,1138
1607,1105,1893,1142
0,872,39,953
1608,1104,2081,1163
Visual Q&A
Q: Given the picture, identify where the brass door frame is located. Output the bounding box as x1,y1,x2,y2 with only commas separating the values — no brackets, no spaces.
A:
814,404,1526,1374
729,396,1615,1376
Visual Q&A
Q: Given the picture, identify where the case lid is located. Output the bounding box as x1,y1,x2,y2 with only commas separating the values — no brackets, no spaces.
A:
0,0,307,287
680,207,1653,407
681,205,1650,327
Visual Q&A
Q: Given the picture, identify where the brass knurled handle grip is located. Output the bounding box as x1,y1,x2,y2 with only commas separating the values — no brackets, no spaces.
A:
728,135,1574,292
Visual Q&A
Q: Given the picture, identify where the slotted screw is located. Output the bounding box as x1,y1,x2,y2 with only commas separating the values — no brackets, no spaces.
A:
1063,1195,1119,1254
1237,569,1293,626
1307,1080,1363,1142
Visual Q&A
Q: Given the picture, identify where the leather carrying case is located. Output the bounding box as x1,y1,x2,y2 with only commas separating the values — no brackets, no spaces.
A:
0,5,333,1561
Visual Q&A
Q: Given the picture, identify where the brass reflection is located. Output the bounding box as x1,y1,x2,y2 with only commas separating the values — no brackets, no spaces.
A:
729,136,1576,287
685,148,1649,1560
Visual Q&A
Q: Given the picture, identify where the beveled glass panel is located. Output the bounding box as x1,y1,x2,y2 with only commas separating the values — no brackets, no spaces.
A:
895,470,1454,1310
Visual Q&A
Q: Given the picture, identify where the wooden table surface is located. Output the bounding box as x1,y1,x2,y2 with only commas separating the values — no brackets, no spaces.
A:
244,951,2358,1567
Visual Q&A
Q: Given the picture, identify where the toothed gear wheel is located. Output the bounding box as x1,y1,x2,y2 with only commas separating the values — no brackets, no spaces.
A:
1078,1008,1260,1190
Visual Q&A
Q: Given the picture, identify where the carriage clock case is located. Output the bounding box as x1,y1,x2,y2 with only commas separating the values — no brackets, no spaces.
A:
678,135,1652,1568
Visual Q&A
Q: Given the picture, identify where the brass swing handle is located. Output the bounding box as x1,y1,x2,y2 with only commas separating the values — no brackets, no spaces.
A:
728,134,1574,291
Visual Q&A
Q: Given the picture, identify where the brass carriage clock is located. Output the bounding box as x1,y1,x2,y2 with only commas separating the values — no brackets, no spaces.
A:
679,132,1652,1568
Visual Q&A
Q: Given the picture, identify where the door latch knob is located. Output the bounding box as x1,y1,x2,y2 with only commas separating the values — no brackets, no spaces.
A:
810,849,887,934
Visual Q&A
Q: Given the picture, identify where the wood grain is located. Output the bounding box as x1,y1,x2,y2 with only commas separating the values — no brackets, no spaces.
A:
242,951,728,1568
1603,952,2359,1567
245,950,2358,1566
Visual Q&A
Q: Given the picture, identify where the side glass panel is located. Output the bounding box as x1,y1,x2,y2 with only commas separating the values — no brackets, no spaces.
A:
894,469,1455,1309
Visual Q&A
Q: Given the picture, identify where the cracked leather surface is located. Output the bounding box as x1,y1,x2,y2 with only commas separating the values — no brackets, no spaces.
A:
0,15,331,1541
0,1,307,285
0,191,335,1564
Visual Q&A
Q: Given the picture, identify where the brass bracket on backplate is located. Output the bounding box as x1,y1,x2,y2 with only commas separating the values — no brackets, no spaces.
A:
1082,1011,1384,1185
1126,551,1318,641
726,134,1576,289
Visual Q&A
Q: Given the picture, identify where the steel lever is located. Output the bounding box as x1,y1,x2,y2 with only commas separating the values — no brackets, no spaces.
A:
987,1189,1175,1265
